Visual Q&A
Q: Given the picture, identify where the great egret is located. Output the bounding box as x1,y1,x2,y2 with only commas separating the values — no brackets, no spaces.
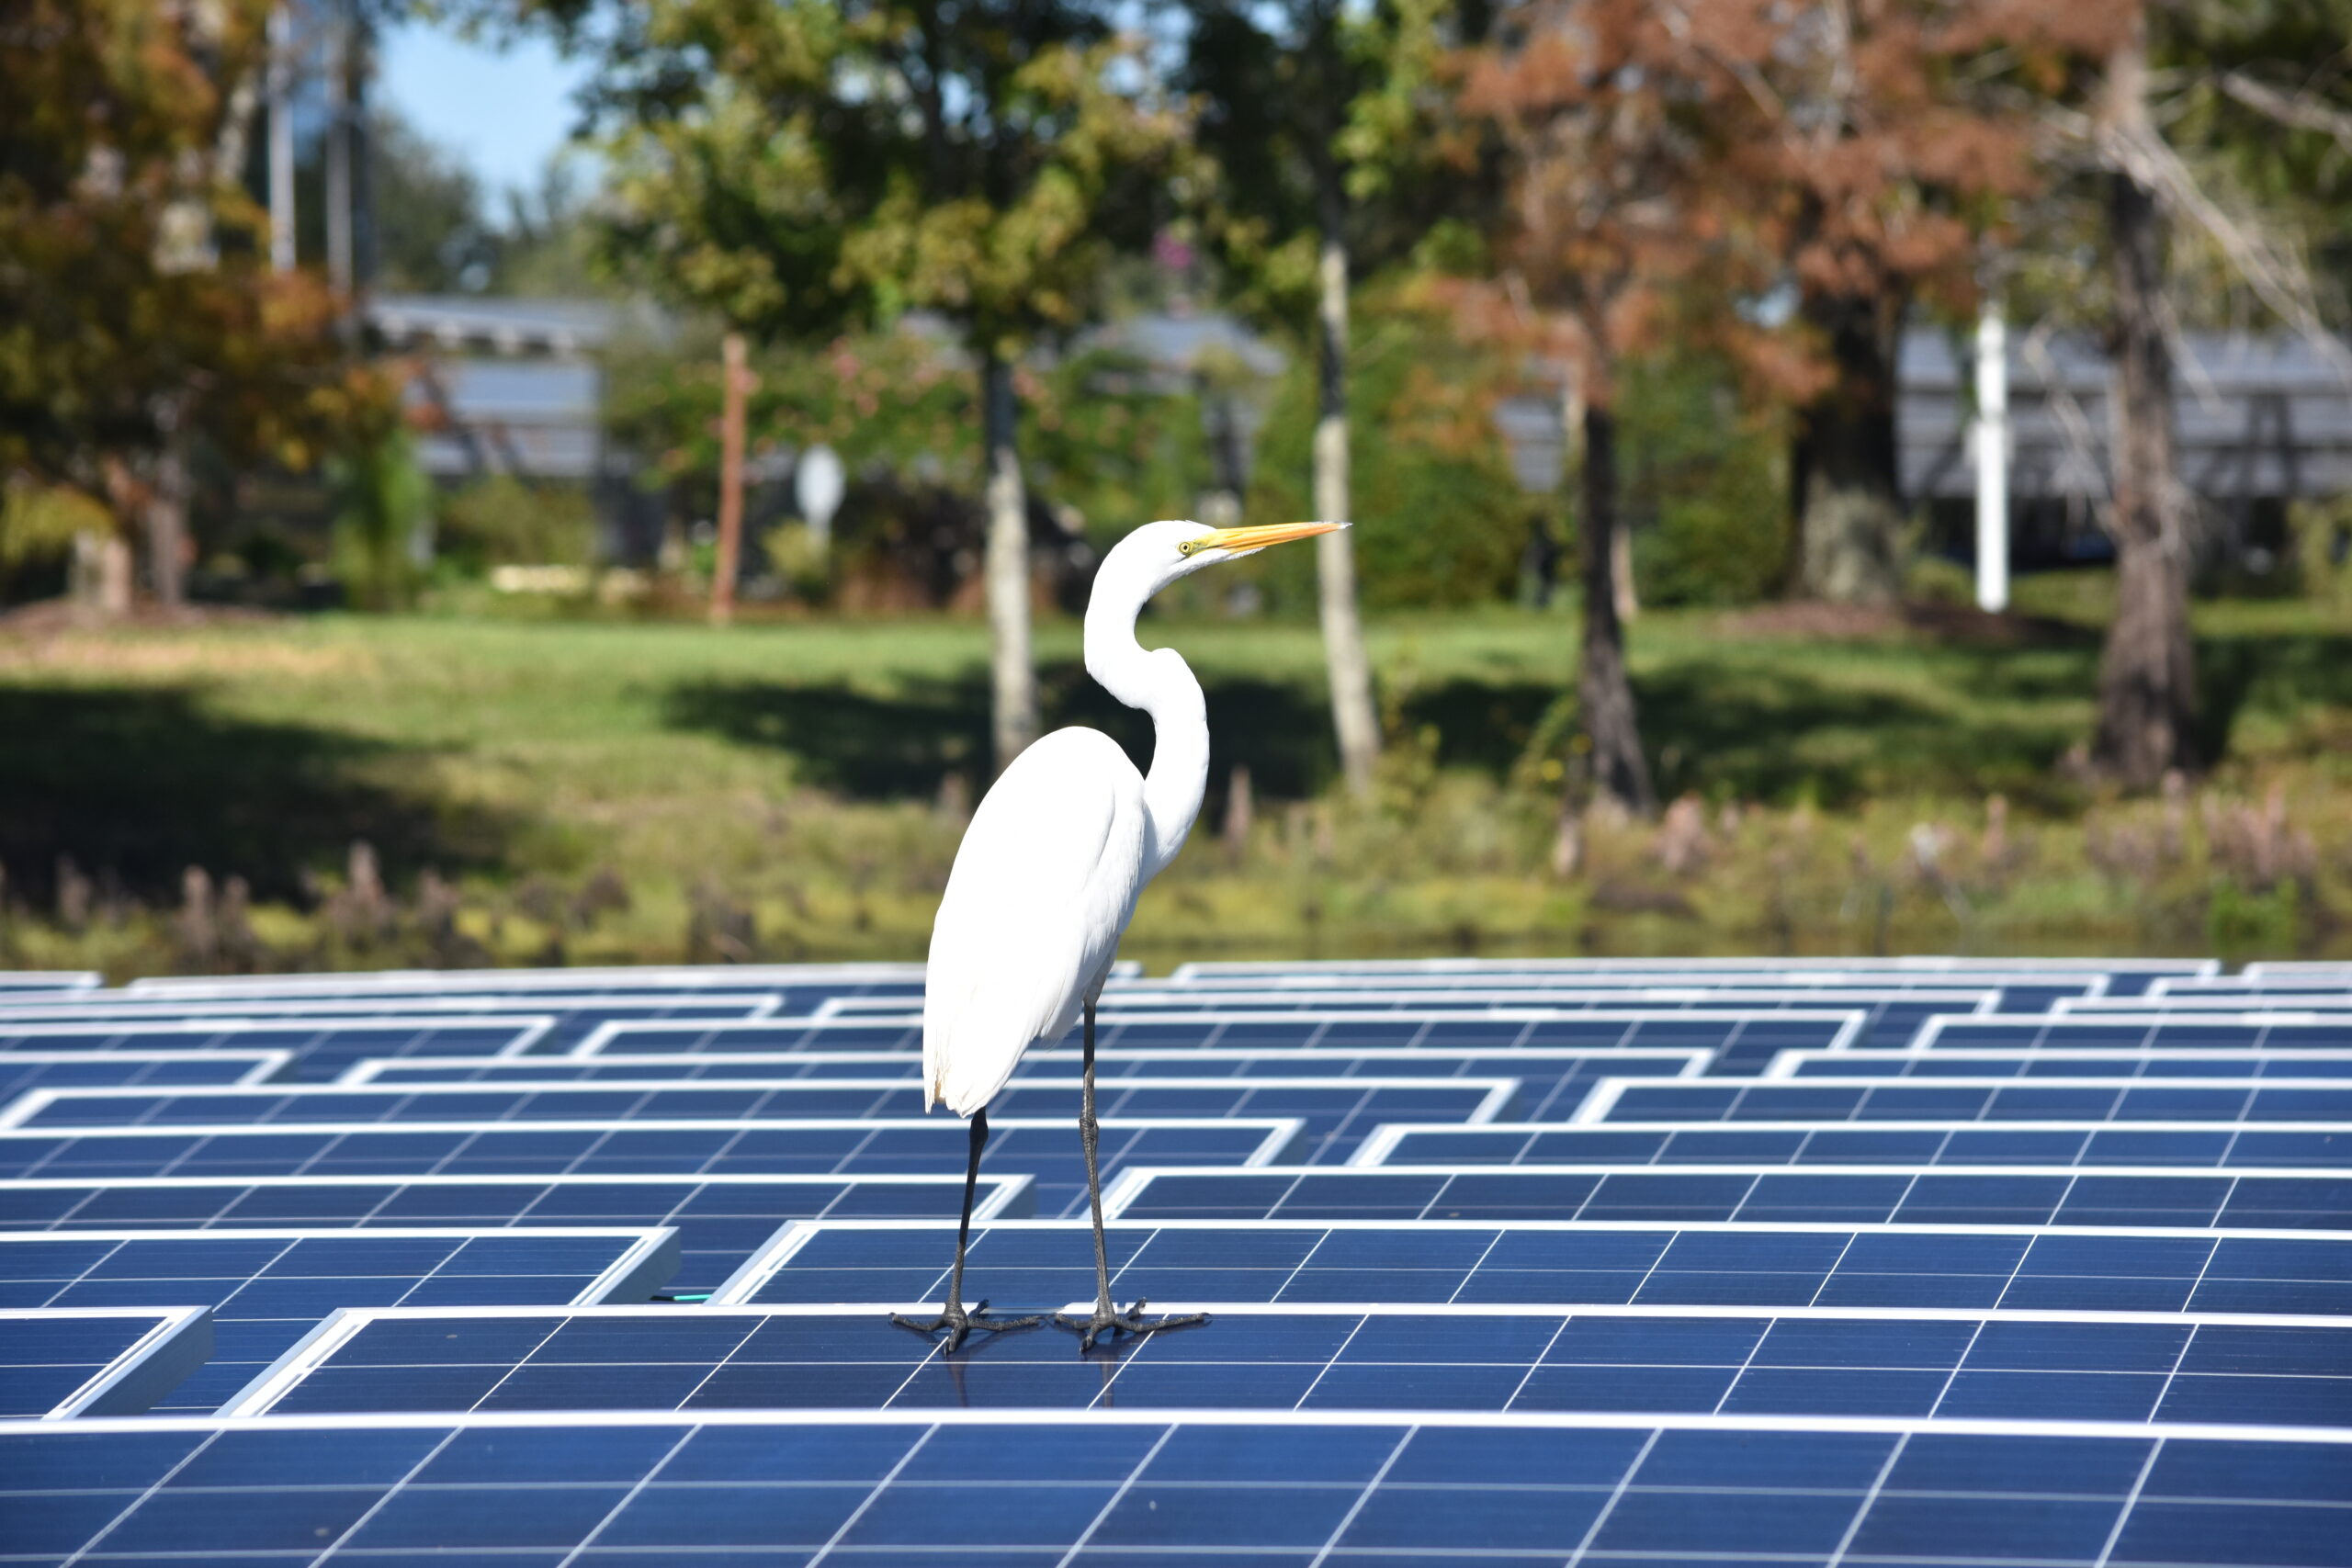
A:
894,517,1347,1353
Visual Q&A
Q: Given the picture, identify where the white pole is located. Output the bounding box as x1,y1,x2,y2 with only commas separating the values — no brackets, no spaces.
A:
267,7,296,273
1973,307,2009,612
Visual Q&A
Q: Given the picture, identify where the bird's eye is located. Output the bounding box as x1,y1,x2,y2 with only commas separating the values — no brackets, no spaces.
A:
1178,540,1196,556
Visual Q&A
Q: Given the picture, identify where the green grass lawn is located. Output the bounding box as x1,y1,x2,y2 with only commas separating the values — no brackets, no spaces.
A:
4,588,2349,975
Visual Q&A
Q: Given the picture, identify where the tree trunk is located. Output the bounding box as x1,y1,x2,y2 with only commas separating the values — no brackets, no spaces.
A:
146,402,188,608
1313,231,1381,799
981,348,1038,773
2092,16,2195,787
1578,402,1656,815
1795,288,1906,604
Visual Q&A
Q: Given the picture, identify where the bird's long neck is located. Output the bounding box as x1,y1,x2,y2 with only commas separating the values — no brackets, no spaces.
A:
1086,571,1208,881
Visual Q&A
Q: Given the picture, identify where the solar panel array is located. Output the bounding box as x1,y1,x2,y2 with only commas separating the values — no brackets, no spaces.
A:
6,952,2352,1565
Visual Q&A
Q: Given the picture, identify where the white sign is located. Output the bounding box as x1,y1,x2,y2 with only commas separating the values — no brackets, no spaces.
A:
796,444,845,550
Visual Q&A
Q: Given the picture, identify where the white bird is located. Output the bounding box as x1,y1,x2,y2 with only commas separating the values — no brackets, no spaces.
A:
894,516,1347,1353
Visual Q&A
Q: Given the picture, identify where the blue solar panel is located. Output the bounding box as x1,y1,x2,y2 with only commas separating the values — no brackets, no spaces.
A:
6,952,2345,1562
1103,1164,2352,1228
0,1413,2336,1564
738,1219,2352,1314
583,1010,1866,1073
1582,1076,2352,1124
0,1018,549,1081
0,1229,672,1412
0,1051,289,1098
360,1047,1703,1124
0,1116,1292,1222
2,1076,1496,1164
1365,1121,2352,1169
834,989,1994,1051
1921,1015,2352,1051
1771,1048,2352,1079
0,1175,1027,1294
236,1303,2352,1427
0,1306,209,1416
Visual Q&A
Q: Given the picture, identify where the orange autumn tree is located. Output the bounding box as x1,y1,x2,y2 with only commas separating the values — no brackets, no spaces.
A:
1,0,368,606
1453,0,1763,815
1713,1,2051,604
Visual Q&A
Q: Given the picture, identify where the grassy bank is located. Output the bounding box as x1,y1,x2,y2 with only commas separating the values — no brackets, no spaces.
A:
3,583,2349,977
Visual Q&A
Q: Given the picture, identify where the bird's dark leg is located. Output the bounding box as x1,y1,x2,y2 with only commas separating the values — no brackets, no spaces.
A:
1055,998,1209,1351
892,1107,1039,1354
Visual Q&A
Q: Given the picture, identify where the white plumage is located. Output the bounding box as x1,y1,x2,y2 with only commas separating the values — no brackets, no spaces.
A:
894,515,1345,1352
923,726,1146,1115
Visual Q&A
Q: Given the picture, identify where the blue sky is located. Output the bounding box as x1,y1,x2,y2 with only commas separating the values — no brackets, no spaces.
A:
377,21,593,201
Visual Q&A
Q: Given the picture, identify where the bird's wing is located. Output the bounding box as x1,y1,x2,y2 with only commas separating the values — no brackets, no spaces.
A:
923,728,1146,1114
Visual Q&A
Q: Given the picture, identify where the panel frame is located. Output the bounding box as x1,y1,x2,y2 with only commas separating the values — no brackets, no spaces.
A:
574,1008,1872,1060
0,1304,212,1418
219,1299,2352,1423
1566,1072,2352,1124
1351,1117,2352,1169
0,1050,295,1087
1762,1046,2352,1079
1898,1011,2352,1052
1095,1160,2352,1225
0,1224,684,1314
714,1213,2352,1309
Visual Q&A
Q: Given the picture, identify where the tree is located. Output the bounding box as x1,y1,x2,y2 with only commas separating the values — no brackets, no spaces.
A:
1181,0,1476,798
2077,0,2352,784
1722,0,2043,605
571,0,1184,772
0,0,368,606
1455,0,1754,813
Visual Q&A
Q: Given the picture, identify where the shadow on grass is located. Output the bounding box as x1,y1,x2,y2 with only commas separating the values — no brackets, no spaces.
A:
0,687,519,905
669,616,2352,813
2194,626,2352,763
665,663,1342,808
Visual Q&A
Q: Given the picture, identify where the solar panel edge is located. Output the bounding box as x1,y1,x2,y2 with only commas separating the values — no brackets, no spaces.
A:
18,1404,2352,1441
219,1301,2352,1424
0,1304,213,1418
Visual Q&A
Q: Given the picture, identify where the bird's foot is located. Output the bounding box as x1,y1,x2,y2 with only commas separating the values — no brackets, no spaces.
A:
890,1300,1042,1356
1052,1299,1209,1354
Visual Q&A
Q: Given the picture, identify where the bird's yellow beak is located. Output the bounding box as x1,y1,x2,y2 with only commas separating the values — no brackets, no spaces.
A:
1196,520,1349,556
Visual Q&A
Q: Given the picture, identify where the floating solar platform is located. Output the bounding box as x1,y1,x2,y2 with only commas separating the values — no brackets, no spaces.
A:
0,972,100,995
430,1045,1706,1122
119,962,928,995
2065,995,2352,1011
733,1218,2352,1314
0,1174,1031,1294
0,1119,1229,1214
0,1306,210,1417
1766,1047,2352,1079
827,987,1996,1051
0,1113,1294,1223
1102,1163,2352,1228
0,1050,292,1100
0,1076,1495,1166
1359,1120,2352,1170
582,1008,1868,1075
1168,954,2222,997
0,994,786,1056
0,1016,553,1081
226,1302,2352,1427
0,1228,674,1412
1916,1012,2352,1052
1573,1074,2352,1124
6,1410,2346,1566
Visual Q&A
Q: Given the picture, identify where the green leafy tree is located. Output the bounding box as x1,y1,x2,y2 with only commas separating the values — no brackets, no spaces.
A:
547,0,1185,771
1180,0,1487,797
